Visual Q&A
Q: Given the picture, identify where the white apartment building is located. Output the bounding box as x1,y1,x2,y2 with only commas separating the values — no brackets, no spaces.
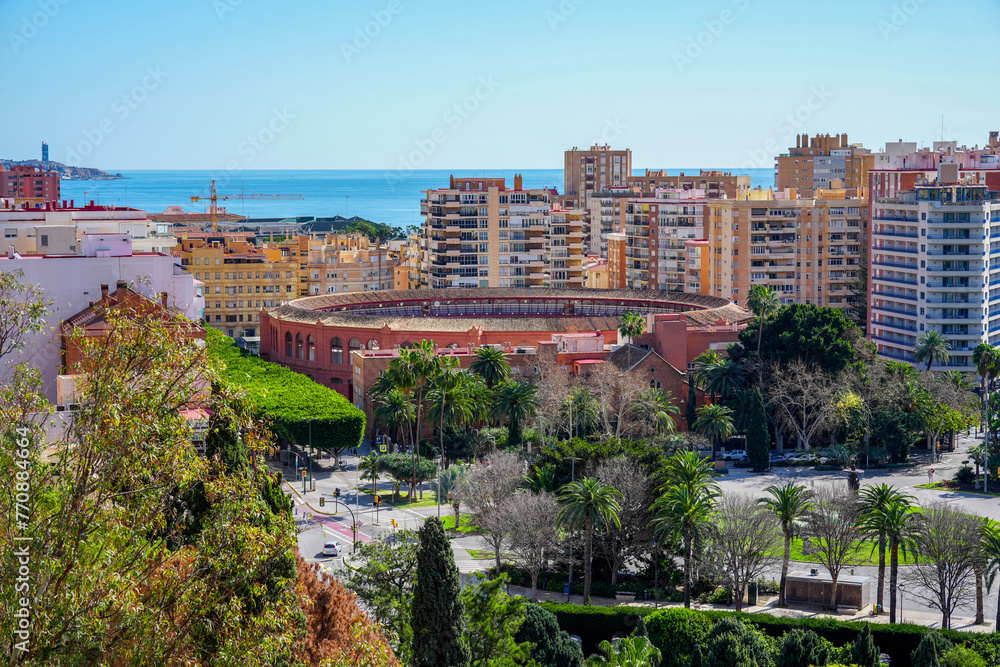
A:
1,202,174,255
870,169,1000,370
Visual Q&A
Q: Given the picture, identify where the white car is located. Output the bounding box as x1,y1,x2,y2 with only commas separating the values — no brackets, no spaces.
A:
322,541,340,557
723,450,748,461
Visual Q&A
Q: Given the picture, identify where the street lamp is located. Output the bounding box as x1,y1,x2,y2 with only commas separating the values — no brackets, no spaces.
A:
898,583,907,625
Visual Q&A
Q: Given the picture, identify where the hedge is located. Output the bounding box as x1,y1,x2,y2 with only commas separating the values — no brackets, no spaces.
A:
206,329,365,453
536,602,993,665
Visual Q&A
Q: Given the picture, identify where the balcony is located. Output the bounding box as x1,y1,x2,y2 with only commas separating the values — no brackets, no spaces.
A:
873,215,918,223
872,260,918,271
872,304,917,317
874,291,917,302
873,230,919,239
874,319,918,333
870,334,915,349
875,276,918,286
874,246,917,255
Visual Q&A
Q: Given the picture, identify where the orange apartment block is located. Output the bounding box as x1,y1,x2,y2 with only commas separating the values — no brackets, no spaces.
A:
627,170,750,199
775,133,873,198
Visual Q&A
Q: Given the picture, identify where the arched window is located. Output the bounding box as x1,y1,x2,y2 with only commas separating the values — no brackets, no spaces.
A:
649,379,656,388
331,377,344,385
656,381,662,390
368,339,380,350
285,332,293,358
296,333,304,360
349,338,364,352
331,337,344,365
307,335,315,362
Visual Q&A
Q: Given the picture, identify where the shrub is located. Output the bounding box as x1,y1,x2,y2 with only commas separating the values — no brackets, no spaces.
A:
912,631,954,667
515,604,583,667
955,465,976,485
537,603,649,656
704,617,771,667
645,607,711,667
943,646,988,667
850,624,880,667
777,628,829,667
207,330,365,453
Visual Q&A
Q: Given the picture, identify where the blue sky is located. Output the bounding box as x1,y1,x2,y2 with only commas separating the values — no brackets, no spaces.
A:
2,0,997,170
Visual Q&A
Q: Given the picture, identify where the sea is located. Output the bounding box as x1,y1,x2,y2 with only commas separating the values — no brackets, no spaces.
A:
59,168,775,229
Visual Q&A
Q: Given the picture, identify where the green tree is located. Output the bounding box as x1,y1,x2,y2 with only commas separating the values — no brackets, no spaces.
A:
557,477,623,605
525,462,559,493
858,484,915,616
651,482,717,607
374,388,414,451
847,248,869,325
359,452,381,495
737,303,863,375
850,624,881,667
882,494,917,624
492,381,539,451
981,521,1000,632
693,403,735,458
461,573,531,666
776,628,830,667
514,604,583,667
703,617,771,667
759,481,812,606
342,529,420,659
915,329,953,372
645,607,711,667
618,311,646,368
942,646,987,667
744,387,770,472
688,349,721,428
411,517,470,667
631,388,679,440
205,412,248,473
747,283,781,353
469,346,512,389
911,631,953,667
427,359,477,477
704,359,747,402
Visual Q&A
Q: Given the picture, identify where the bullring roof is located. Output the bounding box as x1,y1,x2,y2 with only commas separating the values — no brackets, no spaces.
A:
265,288,751,334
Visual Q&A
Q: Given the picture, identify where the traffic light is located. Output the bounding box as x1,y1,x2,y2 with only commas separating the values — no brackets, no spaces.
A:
374,495,382,506
391,519,398,528
334,488,340,497
319,497,325,507
350,524,357,534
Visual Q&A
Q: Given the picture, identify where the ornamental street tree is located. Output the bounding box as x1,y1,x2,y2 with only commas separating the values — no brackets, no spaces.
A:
738,302,863,375
714,493,781,611
759,481,812,607
411,517,470,667
743,387,770,472
805,485,865,610
505,491,561,602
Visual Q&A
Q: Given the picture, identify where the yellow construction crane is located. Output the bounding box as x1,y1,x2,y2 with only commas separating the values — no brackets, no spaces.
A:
190,180,303,231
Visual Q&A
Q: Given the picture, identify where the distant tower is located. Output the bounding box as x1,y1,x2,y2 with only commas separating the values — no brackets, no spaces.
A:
41,141,48,162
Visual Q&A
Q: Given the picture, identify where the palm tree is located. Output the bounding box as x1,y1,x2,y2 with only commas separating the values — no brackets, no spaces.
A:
427,359,475,476
747,284,780,353
884,359,917,382
659,450,719,496
980,521,1000,632
630,388,680,440
881,495,916,623
558,478,622,605
469,346,511,388
617,311,646,368
759,481,812,607
492,381,539,451
703,359,747,402
914,329,952,371
693,403,735,459
686,349,722,430
358,453,381,497
898,379,932,437
858,484,914,615
974,343,1000,437
374,388,414,452
651,482,717,607
584,636,662,666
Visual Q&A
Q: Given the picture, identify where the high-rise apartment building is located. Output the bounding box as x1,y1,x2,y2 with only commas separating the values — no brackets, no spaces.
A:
775,133,873,197
564,144,632,199
869,169,1000,370
587,190,632,256
608,189,707,290
420,175,583,289
174,233,298,340
0,164,60,201
627,170,750,199
869,133,1000,199
700,190,867,308
41,142,49,162
276,233,395,297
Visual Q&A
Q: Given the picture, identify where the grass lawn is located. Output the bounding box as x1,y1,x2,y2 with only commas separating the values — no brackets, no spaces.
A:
441,514,481,534
467,549,496,560
915,481,1000,498
789,536,922,566
355,486,439,508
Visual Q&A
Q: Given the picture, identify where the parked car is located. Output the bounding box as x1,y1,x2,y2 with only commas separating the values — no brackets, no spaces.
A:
769,452,786,462
724,450,748,461
322,541,340,557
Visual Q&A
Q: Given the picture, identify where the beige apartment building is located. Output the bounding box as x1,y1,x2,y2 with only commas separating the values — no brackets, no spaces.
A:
775,133,874,197
276,233,395,297
420,174,585,289
627,170,750,199
174,233,298,339
564,144,632,200
698,190,867,309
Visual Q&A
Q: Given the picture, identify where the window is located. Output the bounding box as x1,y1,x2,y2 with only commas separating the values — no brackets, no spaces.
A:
349,338,364,352
331,337,344,364
307,335,315,362
296,333,304,360
40,235,48,247
285,332,293,358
